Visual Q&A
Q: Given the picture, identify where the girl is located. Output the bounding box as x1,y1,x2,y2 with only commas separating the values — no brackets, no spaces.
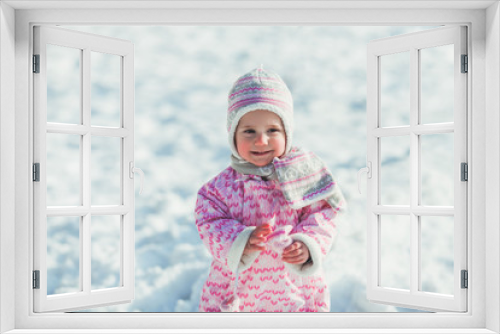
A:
195,67,345,312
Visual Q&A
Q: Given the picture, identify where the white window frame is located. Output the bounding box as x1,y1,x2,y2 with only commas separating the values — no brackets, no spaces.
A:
1,1,499,333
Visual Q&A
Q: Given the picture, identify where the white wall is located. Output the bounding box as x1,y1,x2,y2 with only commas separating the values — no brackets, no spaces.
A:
0,2,16,334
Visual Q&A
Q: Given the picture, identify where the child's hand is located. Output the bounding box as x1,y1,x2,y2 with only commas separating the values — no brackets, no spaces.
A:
282,241,310,264
243,223,273,255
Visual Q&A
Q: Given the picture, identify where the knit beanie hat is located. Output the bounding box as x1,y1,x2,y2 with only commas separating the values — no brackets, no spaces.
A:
227,67,294,160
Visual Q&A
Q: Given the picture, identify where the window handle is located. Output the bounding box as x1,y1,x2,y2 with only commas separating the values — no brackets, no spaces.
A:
357,161,372,194
129,162,145,195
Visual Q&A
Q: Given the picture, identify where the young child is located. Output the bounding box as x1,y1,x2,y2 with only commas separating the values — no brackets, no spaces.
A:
194,67,345,312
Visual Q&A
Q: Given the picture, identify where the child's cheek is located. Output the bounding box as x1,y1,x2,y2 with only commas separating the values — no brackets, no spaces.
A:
273,136,286,157
236,139,251,156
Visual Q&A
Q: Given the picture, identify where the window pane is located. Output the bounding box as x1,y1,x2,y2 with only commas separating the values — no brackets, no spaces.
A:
91,215,121,290
91,52,121,127
420,45,454,124
380,136,410,205
46,133,81,206
47,216,80,295
420,133,454,206
380,215,410,290
47,44,81,125
380,51,410,127
91,136,121,205
420,216,454,295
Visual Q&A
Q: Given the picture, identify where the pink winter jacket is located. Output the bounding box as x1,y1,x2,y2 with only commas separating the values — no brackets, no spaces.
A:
195,166,340,312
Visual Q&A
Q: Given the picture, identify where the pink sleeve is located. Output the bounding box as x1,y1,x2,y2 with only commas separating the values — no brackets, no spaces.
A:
286,200,339,276
195,183,254,272
295,200,339,256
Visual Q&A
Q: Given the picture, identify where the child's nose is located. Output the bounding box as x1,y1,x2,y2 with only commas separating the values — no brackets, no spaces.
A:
255,133,268,146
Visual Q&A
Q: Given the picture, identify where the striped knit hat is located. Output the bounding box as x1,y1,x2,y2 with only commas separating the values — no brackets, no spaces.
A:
227,67,294,160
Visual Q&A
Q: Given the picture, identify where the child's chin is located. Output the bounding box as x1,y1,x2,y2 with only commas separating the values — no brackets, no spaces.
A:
253,160,271,167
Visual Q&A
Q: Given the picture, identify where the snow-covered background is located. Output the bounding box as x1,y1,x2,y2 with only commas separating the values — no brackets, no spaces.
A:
45,25,455,312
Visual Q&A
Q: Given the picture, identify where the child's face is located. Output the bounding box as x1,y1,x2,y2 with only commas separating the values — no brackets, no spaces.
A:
235,109,286,167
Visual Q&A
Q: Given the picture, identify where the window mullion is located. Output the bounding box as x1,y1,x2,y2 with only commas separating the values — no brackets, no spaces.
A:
45,123,130,137
410,47,420,294
372,205,454,216
82,47,91,295
46,206,130,216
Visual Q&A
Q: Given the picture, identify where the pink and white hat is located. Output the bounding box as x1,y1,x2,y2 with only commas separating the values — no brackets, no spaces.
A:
227,67,294,160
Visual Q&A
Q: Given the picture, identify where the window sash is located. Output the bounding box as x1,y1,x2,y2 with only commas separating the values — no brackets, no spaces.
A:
32,25,136,313
366,26,468,312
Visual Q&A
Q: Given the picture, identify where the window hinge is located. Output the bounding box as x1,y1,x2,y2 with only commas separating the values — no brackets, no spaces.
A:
33,163,40,182
33,270,40,289
33,54,40,73
461,54,468,73
461,162,468,181
461,270,468,289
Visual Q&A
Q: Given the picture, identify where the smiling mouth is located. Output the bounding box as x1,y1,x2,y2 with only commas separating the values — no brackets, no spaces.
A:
251,150,272,156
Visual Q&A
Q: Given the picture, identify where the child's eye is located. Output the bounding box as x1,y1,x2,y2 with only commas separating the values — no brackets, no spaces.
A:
243,129,255,134
268,128,281,133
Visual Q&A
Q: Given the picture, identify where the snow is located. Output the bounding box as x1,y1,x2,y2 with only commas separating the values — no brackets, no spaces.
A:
44,25,453,312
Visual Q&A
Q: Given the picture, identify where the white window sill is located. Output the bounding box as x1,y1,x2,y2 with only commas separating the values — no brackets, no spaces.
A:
3,329,498,334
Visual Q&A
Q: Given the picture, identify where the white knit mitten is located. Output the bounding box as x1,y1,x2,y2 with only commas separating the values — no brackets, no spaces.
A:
267,225,293,255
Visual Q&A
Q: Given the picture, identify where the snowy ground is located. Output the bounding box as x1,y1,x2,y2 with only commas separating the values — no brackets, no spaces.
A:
45,25,453,312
